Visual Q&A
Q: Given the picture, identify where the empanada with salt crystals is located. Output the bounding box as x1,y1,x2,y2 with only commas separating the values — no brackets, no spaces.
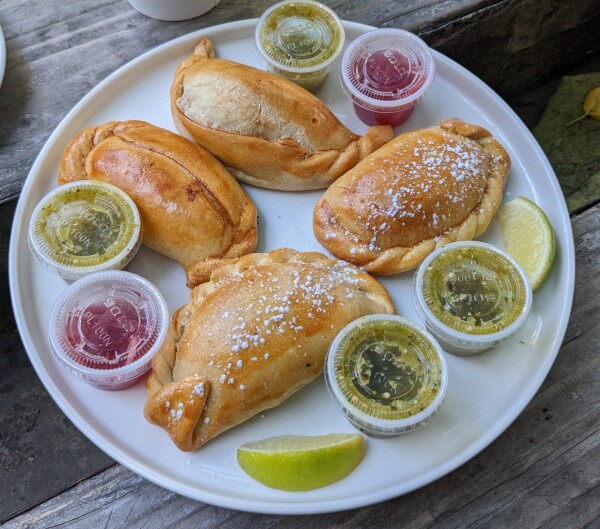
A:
144,248,395,451
313,119,511,275
58,120,258,287
170,38,393,191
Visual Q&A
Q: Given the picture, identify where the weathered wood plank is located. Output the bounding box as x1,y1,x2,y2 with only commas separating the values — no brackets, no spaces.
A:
1,0,599,202
416,0,600,101
0,200,114,525
5,203,599,528
2,0,600,524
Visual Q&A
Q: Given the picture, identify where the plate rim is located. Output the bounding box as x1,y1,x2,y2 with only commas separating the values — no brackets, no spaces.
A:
0,23,6,88
8,18,576,514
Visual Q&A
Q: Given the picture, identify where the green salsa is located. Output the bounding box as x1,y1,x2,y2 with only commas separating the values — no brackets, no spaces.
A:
421,245,528,335
333,318,442,422
256,1,344,92
30,182,141,277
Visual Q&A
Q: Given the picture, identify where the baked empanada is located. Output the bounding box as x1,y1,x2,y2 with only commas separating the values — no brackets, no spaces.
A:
144,248,395,451
170,38,394,191
58,120,258,287
313,119,510,275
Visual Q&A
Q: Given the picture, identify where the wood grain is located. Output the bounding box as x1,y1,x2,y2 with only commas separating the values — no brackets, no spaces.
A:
1,0,599,202
5,204,599,529
0,201,114,525
2,0,600,525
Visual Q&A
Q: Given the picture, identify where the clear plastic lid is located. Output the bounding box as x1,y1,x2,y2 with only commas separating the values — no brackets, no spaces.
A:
412,241,532,355
29,180,142,281
48,270,169,390
255,0,345,74
340,28,435,109
325,314,447,436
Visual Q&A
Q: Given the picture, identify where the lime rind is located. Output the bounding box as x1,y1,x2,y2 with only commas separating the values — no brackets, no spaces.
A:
240,433,357,451
498,196,556,290
237,433,365,491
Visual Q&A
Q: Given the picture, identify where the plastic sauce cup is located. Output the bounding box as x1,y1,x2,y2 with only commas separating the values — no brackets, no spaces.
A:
29,181,142,282
255,0,345,92
412,241,532,356
48,270,169,390
325,314,447,436
340,28,435,127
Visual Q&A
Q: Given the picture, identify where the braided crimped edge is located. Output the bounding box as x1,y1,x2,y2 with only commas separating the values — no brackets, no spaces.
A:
170,38,394,191
144,248,395,450
147,247,395,393
314,119,511,276
190,247,394,314
58,119,258,287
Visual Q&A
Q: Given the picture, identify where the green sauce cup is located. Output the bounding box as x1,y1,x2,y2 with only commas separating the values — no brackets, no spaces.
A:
255,0,346,92
29,180,142,281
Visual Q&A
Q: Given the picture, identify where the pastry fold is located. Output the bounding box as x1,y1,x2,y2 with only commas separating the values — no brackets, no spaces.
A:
144,248,395,451
313,119,511,275
170,38,393,191
58,120,258,287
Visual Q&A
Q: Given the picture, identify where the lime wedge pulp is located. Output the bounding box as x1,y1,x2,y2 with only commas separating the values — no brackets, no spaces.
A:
237,433,365,491
498,196,556,290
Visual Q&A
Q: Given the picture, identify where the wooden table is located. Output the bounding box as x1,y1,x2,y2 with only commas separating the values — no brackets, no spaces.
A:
1,0,599,526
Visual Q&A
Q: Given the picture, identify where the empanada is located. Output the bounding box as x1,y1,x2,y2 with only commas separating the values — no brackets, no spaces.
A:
144,248,395,451
313,119,510,275
58,120,258,287
170,38,394,191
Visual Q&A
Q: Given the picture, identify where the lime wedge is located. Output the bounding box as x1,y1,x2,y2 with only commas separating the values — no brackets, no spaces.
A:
237,433,365,491
498,196,556,290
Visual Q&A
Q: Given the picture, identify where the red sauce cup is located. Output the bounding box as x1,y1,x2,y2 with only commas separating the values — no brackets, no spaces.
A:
49,270,169,390
340,29,436,127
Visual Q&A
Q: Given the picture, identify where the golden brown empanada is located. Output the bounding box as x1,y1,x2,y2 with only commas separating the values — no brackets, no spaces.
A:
144,248,395,451
58,120,258,287
313,119,510,275
170,38,394,191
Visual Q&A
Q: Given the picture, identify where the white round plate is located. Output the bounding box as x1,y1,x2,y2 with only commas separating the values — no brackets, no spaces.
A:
0,23,6,88
9,20,575,514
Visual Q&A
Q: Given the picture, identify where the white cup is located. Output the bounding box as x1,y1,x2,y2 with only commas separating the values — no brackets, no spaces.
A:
128,0,221,21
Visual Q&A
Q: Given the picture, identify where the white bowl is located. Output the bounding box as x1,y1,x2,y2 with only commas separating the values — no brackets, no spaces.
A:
128,0,221,21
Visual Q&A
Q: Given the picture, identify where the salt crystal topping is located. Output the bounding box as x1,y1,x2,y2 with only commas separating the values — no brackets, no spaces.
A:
169,402,186,421
197,257,366,391
324,132,490,252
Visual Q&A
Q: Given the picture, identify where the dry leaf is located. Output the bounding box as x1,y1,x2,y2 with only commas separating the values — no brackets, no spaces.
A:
533,73,600,211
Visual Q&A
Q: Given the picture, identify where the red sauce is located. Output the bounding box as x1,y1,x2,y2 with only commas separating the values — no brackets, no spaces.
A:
359,49,417,93
351,49,426,127
341,29,435,128
352,102,416,127
67,297,151,370
50,271,168,391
